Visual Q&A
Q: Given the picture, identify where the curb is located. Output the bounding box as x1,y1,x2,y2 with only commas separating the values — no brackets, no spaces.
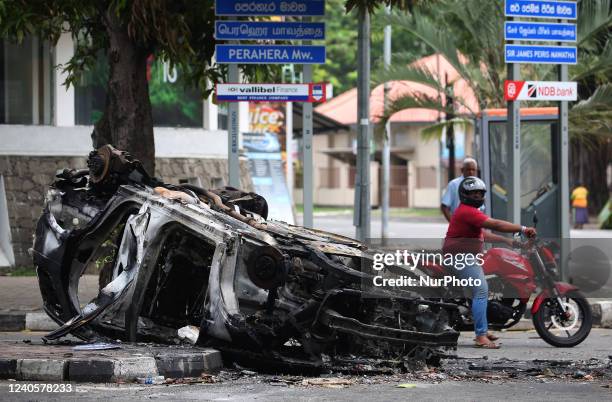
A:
592,301,612,328
0,312,58,332
506,319,535,331
0,349,223,383
0,312,26,331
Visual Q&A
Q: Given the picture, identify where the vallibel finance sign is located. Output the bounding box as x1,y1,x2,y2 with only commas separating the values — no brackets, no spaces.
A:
505,0,577,20
216,83,326,102
215,0,325,16
504,80,577,101
216,44,326,64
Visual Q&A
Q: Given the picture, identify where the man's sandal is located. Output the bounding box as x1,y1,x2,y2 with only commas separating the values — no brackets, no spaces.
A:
474,342,500,349
473,333,499,342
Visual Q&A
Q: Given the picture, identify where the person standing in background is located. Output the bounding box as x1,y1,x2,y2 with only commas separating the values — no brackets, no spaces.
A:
441,157,481,222
571,183,589,229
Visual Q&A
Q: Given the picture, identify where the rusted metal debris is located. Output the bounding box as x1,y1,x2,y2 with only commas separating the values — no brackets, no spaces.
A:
32,145,459,372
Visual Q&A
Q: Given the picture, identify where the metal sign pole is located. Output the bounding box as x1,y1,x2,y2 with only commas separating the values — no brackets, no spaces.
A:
355,8,371,241
302,65,314,228
558,22,570,280
286,101,294,196
228,64,240,188
507,16,521,226
302,14,314,229
381,5,391,241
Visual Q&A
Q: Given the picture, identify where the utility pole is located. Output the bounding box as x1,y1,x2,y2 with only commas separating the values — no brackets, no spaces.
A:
354,8,371,241
381,5,391,241
302,17,314,229
445,73,456,183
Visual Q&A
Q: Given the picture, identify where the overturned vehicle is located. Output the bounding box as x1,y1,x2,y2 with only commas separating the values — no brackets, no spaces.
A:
33,146,459,371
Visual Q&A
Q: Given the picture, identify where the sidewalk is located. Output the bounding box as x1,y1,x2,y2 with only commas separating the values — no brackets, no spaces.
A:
0,332,221,382
0,275,99,312
0,275,99,331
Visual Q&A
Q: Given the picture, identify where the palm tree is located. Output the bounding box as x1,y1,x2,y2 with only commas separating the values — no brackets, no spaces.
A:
374,0,611,210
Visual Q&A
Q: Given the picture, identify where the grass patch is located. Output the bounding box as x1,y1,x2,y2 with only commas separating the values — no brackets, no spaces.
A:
295,204,353,214
294,205,442,218
6,266,37,276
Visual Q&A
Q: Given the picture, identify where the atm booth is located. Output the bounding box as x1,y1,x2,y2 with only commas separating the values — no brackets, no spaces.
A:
478,107,562,241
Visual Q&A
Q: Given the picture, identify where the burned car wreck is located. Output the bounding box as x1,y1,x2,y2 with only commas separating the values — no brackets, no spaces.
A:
33,146,459,371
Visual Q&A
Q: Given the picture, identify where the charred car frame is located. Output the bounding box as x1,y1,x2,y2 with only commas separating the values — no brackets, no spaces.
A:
32,146,459,371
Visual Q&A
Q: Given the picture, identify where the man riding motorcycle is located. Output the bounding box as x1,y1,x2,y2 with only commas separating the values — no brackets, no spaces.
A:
443,177,537,349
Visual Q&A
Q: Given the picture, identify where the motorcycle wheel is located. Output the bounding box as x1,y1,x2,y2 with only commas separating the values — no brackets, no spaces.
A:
532,291,592,347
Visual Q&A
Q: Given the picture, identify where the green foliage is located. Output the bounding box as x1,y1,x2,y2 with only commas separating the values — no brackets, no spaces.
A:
373,0,612,141
0,0,282,98
316,0,430,95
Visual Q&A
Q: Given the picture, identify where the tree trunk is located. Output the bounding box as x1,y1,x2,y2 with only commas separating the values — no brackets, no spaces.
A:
447,124,455,182
91,11,155,174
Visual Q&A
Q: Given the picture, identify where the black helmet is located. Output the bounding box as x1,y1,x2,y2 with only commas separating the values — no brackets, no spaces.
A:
459,176,486,208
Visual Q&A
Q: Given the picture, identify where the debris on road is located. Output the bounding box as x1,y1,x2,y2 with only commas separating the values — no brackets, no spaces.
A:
136,375,165,385
301,377,354,388
73,342,121,351
177,325,199,345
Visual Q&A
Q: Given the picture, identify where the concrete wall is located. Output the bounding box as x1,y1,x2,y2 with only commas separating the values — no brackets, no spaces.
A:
0,154,252,267
0,125,252,268
0,176,15,266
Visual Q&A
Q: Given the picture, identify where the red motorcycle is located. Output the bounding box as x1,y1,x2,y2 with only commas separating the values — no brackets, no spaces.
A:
423,215,592,347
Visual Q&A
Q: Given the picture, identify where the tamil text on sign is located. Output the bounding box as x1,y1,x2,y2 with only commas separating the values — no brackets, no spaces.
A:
505,21,576,42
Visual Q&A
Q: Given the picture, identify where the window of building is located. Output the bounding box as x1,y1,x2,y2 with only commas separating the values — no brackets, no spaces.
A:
217,103,228,130
75,53,203,127
0,37,54,125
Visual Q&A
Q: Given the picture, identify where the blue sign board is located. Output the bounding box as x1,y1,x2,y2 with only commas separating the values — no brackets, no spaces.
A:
215,21,325,40
505,21,576,42
216,45,326,64
505,0,577,20
505,44,577,64
215,0,325,17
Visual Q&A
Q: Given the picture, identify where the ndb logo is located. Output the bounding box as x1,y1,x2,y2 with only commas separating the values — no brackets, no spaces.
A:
527,84,537,98
507,82,517,98
311,84,323,101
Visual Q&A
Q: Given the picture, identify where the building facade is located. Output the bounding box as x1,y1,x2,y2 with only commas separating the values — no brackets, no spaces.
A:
0,34,252,268
310,54,479,209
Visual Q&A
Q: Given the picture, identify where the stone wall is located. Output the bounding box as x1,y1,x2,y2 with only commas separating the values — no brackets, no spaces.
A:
0,155,252,268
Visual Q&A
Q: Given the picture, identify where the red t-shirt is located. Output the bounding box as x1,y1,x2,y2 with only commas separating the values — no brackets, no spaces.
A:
443,203,489,254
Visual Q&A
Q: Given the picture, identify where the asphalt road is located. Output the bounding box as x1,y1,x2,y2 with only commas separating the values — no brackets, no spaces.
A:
1,329,611,401
2,380,609,402
297,214,612,241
